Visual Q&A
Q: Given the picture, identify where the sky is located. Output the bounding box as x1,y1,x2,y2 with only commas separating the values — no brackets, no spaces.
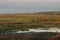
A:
0,0,60,13
0,0,60,2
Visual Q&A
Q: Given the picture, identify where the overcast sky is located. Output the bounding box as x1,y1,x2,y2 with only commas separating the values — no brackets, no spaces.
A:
0,0,60,13
0,0,60,3
0,0,60,2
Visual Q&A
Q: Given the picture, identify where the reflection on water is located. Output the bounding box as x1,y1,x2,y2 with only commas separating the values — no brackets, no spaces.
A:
16,27,60,33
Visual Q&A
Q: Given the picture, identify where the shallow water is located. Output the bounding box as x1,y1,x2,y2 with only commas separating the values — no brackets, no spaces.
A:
16,28,60,33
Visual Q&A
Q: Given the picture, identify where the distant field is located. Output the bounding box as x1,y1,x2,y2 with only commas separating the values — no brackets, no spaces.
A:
0,11,60,28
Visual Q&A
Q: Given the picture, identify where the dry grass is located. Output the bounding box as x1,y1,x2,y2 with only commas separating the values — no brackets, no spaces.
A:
0,11,60,27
